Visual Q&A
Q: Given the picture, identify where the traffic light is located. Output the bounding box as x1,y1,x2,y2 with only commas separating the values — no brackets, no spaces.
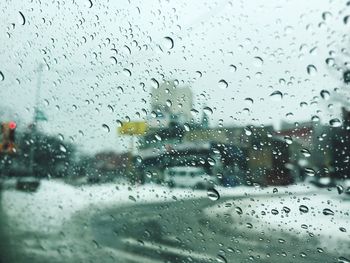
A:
0,121,16,153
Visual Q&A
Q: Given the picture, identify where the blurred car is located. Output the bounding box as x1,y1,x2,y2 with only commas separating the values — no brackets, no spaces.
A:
164,166,217,189
16,177,40,192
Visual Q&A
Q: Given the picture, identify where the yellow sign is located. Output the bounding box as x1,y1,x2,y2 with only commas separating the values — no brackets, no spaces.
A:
118,121,147,135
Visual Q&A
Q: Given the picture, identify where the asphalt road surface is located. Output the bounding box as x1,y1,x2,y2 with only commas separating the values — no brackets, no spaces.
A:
0,196,344,263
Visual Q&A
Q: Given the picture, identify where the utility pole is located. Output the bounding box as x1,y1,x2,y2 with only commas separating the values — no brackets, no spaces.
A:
28,64,43,177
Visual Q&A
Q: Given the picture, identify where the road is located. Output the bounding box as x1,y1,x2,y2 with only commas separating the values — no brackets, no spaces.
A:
1,194,343,263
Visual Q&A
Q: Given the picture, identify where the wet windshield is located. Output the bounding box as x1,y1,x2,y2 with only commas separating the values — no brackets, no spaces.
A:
0,0,350,262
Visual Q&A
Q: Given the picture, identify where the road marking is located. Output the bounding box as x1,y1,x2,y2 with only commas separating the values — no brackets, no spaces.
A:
103,247,165,263
121,237,214,262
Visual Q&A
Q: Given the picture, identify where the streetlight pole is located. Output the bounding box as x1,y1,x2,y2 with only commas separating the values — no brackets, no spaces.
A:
28,64,43,177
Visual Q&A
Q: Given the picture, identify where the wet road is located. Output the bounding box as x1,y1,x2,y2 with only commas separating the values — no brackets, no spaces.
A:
1,196,344,263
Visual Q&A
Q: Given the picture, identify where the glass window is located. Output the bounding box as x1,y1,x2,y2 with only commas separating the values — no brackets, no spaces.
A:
0,0,349,262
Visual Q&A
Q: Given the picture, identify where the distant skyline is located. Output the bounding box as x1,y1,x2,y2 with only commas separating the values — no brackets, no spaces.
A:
0,0,349,154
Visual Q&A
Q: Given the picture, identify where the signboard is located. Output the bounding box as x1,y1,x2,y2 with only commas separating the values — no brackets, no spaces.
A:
118,121,147,135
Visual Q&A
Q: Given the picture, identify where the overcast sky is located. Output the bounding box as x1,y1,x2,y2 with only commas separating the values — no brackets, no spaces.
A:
0,0,349,154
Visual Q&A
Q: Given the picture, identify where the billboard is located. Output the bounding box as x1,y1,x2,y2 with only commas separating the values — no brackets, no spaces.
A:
118,121,147,135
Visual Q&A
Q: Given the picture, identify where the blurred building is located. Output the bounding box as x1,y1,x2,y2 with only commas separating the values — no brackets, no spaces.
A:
149,80,193,127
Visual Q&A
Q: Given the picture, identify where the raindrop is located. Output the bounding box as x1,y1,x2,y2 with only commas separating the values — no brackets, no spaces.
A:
344,15,350,25
216,255,227,263
320,90,330,100
162,36,174,50
107,105,114,113
203,106,213,115
270,90,283,101
273,187,278,193
244,126,252,136
229,64,237,72
184,123,190,131
336,185,344,194
322,11,332,21
304,167,315,176
322,208,334,216
301,148,311,157
312,115,320,122
19,11,26,25
282,206,291,213
218,79,228,89
117,86,124,94
235,206,243,215
128,195,136,202
306,64,317,76
195,71,202,78
207,188,220,201
299,205,309,213
271,209,279,215
244,97,254,105
0,71,4,81
338,256,350,263
207,157,216,166
155,134,162,141
102,124,110,133
59,144,67,153
317,248,324,253
123,68,132,77
329,118,341,127
325,57,335,67
88,0,93,8
253,56,264,67
166,99,172,107
151,78,159,89
339,227,347,232
284,136,293,144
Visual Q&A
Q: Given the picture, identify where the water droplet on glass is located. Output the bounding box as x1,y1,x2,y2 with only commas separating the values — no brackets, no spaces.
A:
301,148,311,157
216,255,227,263
338,256,350,263
284,136,293,144
59,144,67,153
306,64,317,76
102,124,110,133
19,11,26,25
283,206,291,213
344,15,350,25
162,36,174,50
88,0,93,8
329,118,341,127
336,185,344,195
195,71,202,78
304,167,315,176
151,78,159,89
203,106,213,115
244,126,252,136
123,68,132,77
229,64,237,72
0,71,4,81
207,188,220,201
218,79,228,89
320,90,330,100
235,206,243,215
129,195,136,202
184,123,190,131
270,90,283,101
253,56,264,67
322,208,334,216
166,99,172,107
299,205,309,213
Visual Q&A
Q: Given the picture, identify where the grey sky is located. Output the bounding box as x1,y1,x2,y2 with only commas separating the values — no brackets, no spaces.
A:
0,0,348,154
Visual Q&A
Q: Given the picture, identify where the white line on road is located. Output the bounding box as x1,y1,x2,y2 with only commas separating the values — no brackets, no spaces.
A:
121,237,214,262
